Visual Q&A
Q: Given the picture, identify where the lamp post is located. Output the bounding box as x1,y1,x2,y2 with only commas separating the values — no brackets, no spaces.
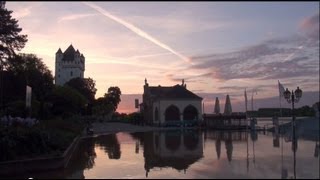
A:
283,86,302,179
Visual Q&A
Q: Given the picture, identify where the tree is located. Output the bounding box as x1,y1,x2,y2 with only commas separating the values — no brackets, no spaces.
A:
0,2,28,112
65,77,97,103
2,54,54,119
92,97,114,121
105,86,121,112
0,2,28,65
6,53,54,101
48,86,87,118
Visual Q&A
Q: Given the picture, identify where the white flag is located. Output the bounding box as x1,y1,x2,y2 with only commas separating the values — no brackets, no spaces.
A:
278,80,285,116
278,80,285,98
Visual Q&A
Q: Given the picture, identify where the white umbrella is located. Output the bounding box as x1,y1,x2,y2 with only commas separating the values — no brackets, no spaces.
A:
214,97,220,114
224,94,232,115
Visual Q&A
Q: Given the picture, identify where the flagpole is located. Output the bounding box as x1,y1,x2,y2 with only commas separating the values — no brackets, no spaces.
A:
245,90,249,172
280,91,282,117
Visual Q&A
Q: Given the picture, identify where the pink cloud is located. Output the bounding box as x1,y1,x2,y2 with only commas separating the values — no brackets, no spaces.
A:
299,13,319,40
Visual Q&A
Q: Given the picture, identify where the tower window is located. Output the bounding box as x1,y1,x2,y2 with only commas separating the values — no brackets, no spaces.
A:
70,71,73,76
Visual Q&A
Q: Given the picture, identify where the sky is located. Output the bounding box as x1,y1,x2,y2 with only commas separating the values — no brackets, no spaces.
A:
6,2,319,113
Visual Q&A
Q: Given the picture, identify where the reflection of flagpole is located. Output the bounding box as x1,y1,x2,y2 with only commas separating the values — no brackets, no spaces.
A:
244,88,249,171
281,127,284,177
253,136,256,166
247,129,249,173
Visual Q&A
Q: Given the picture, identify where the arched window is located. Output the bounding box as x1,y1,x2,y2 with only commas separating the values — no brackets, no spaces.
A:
70,71,73,76
183,105,198,120
165,105,180,121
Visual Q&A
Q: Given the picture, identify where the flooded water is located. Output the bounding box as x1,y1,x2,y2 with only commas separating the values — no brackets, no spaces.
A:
9,129,320,179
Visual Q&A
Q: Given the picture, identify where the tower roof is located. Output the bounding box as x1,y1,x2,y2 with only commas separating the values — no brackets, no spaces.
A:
62,44,76,61
56,48,62,54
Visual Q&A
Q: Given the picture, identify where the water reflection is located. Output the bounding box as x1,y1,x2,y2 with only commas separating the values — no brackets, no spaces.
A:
131,130,204,177
205,131,247,162
67,137,97,179
95,134,121,159
5,128,319,179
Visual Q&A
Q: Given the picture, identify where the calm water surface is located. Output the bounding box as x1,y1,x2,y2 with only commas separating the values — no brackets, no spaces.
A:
12,129,320,179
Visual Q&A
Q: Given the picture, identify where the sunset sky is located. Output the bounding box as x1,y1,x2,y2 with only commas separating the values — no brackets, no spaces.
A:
6,2,319,113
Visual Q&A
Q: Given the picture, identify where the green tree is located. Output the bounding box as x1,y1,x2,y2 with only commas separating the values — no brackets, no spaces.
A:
105,86,121,112
0,2,28,65
65,77,97,103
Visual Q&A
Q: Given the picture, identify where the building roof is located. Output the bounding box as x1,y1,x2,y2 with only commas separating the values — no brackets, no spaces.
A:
149,85,202,100
62,44,76,61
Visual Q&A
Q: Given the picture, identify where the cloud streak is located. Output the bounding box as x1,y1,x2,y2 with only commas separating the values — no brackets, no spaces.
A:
58,13,97,23
189,34,318,81
82,2,191,64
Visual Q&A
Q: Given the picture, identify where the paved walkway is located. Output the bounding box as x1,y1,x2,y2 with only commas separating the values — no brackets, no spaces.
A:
82,122,202,138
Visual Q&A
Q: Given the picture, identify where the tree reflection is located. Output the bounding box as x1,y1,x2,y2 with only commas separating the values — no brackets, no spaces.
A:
65,137,97,179
95,134,121,159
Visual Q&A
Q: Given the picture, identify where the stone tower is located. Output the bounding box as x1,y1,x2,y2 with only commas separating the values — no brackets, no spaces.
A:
55,44,85,85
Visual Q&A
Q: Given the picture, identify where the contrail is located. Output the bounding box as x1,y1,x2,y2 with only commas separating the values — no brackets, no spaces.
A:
284,45,304,61
82,2,191,64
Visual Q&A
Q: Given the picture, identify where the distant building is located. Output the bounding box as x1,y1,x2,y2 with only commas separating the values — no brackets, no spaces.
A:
142,78,203,126
55,44,85,85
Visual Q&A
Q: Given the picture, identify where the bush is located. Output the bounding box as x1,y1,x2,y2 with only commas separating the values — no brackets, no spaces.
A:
0,116,85,162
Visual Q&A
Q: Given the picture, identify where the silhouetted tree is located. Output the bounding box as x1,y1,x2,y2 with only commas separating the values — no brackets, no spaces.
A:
6,53,54,100
65,77,97,103
48,86,87,118
92,97,114,119
0,2,28,112
104,86,121,111
2,54,53,119
0,2,28,65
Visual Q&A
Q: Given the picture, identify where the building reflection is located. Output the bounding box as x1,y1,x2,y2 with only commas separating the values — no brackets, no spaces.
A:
132,130,204,177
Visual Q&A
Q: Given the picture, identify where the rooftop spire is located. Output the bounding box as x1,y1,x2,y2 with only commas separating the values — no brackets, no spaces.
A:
56,48,62,54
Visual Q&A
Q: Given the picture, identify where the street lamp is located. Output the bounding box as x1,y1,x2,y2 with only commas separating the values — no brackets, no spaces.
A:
283,86,302,179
